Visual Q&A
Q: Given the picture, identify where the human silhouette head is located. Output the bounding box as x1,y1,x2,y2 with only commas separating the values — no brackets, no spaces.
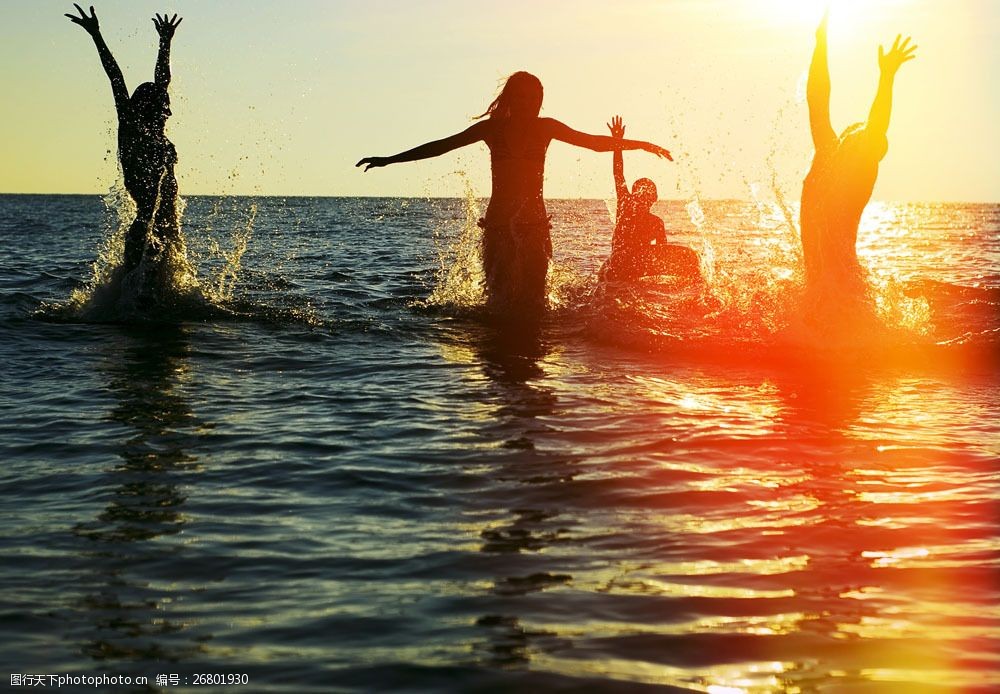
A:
631,177,658,209
480,71,543,120
131,82,171,126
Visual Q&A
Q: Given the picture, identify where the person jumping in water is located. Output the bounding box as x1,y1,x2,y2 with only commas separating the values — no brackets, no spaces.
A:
801,12,916,297
357,71,672,316
599,115,701,284
66,4,183,292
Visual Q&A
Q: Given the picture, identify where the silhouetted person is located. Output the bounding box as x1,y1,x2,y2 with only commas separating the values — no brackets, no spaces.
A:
599,115,701,284
66,5,183,286
357,71,672,316
801,12,916,296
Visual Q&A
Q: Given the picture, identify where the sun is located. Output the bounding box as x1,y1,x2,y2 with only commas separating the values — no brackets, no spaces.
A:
748,0,908,31
753,0,831,27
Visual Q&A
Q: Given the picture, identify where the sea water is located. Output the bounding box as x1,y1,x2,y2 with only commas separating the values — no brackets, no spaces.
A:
0,194,997,692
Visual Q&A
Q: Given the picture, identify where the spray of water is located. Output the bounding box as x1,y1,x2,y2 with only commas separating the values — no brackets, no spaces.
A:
57,181,256,322
196,198,258,304
422,174,486,312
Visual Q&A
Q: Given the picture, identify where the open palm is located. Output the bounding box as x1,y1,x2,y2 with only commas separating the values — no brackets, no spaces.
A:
879,35,917,75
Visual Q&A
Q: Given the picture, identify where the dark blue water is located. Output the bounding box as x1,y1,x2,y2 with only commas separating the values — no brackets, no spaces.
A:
1,194,997,692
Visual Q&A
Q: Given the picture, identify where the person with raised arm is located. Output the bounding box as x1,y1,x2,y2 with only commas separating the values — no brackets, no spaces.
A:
801,12,916,296
599,115,701,285
66,5,183,285
357,71,672,317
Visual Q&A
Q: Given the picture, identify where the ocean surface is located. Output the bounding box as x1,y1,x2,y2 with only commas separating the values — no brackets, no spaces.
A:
0,194,997,693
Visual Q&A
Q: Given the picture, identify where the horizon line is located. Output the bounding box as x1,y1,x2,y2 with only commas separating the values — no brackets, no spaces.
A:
1,192,997,205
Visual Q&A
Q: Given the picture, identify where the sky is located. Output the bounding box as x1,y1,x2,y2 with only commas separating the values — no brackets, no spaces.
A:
1,0,997,201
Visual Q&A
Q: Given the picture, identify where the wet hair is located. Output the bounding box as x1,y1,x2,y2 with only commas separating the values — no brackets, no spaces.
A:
631,177,658,206
130,82,169,122
476,71,543,120
839,122,866,140
839,122,888,161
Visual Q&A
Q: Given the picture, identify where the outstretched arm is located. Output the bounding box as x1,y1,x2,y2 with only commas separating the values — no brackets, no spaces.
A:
547,119,673,161
867,34,917,139
66,4,128,111
356,121,489,171
152,13,182,89
607,116,628,203
807,11,836,151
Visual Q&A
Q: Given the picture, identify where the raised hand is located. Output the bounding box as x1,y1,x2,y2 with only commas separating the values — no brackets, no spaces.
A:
153,12,182,40
644,142,673,161
356,157,389,172
878,35,917,76
65,4,100,36
607,115,625,139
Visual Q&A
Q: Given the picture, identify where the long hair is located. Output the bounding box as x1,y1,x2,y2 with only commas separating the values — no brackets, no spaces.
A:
476,71,543,120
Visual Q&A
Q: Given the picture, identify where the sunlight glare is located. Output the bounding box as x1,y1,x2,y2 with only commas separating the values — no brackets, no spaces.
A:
752,0,829,27
750,0,911,31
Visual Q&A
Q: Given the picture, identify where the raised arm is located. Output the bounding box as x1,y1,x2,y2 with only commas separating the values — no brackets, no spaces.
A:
607,116,628,203
356,121,489,171
547,119,673,161
152,13,182,89
866,34,916,140
807,11,836,151
66,4,128,112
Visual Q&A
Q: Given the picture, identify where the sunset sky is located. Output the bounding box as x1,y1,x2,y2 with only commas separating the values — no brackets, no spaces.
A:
1,0,997,201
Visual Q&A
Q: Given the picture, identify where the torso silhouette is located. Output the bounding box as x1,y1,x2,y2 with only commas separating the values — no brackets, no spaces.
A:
481,116,552,228
118,105,177,223
604,202,666,280
801,129,883,287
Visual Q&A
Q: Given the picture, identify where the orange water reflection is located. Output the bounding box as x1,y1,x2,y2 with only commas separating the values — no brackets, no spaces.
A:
463,342,996,690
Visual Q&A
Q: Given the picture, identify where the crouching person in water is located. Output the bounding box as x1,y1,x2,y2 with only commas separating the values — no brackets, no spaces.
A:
599,116,701,285
67,5,183,296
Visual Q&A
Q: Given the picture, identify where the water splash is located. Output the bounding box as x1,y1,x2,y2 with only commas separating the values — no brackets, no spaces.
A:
588,196,946,359
194,198,258,304
685,194,716,287
869,274,933,336
67,181,133,302
423,174,486,312
411,168,947,356
52,183,255,323
546,259,592,314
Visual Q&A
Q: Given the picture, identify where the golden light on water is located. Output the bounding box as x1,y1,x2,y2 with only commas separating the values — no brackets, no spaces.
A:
527,365,995,691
